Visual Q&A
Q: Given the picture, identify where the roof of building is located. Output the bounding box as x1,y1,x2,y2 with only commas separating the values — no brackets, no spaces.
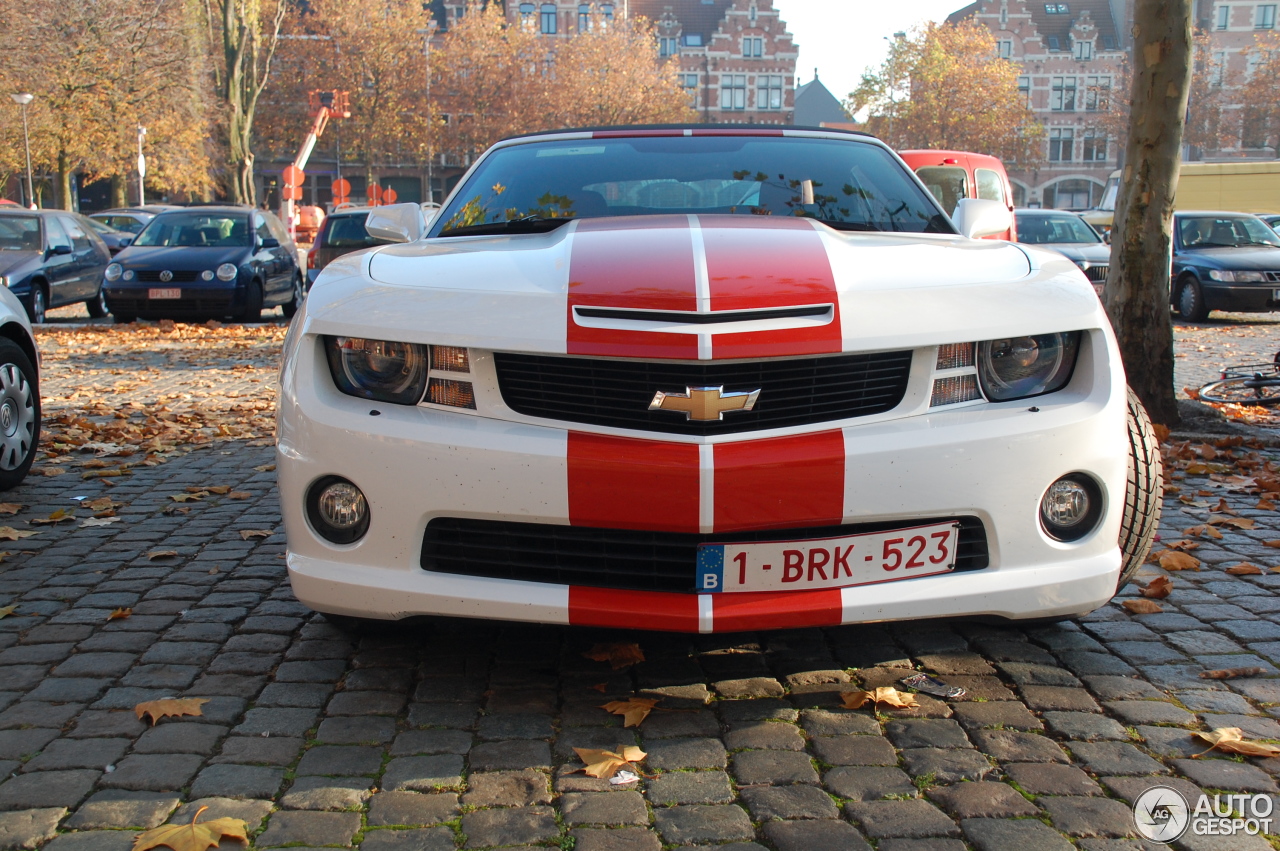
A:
948,0,1122,51
793,76,850,127
631,0,735,41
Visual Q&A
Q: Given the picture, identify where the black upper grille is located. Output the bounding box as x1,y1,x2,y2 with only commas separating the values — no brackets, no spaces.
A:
1083,265,1108,282
422,516,988,594
135,270,201,283
493,350,913,435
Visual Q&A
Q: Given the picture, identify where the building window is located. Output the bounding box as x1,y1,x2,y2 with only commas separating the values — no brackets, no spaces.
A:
1258,4,1276,28
1050,76,1077,111
1046,35,1061,51
659,36,678,57
721,74,747,110
519,2,535,24
749,2,757,23
601,3,614,21
743,36,763,57
1084,76,1110,111
997,40,1013,59
757,75,783,109
579,3,590,30
1213,50,1227,84
1082,132,1107,161
680,73,699,90
1101,33,1116,49
1217,4,1230,28
1018,75,1031,106
683,33,703,46
1044,3,1068,12
1050,178,1093,209
1074,39,1093,60
1049,127,1075,161
540,3,557,34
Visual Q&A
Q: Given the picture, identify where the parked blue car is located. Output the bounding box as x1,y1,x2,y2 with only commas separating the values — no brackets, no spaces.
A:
1171,211,1280,321
103,206,304,322
0,209,113,323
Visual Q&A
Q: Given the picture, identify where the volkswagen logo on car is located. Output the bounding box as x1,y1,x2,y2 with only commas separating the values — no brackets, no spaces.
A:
1134,786,1274,840
158,270,173,283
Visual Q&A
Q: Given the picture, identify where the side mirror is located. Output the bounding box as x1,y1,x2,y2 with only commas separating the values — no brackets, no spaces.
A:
1102,230,1111,245
260,237,281,249
49,244,72,256
366,203,425,244
953,199,1014,240
119,237,133,247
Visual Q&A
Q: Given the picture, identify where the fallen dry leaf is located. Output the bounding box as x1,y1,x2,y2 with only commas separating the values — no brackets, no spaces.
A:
1200,667,1266,679
1139,576,1174,599
583,642,645,670
1153,423,1170,443
1226,563,1265,576
1159,551,1201,571
85,497,121,512
148,550,179,560
201,486,232,495
170,493,205,503
841,686,920,711
239,529,272,540
1165,540,1200,551
82,469,129,480
1265,540,1280,549
108,608,131,620
1209,514,1256,530
1192,727,1280,758
573,745,647,780
1258,498,1276,510
81,517,122,528
31,509,75,525
37,467,66,477
1122,599,1163,614
1184,525,1224,540
0,605,14,619
162,506,190,516
227,491,251,500
0,527,37,541
601,697,660,728
131,804,248,851
253,464,276,472
0,504,23,515
134,697,210,726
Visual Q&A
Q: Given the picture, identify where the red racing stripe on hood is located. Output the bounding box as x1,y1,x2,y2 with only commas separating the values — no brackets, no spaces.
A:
567,216,699,359
567,432,700,533
701,216,842,359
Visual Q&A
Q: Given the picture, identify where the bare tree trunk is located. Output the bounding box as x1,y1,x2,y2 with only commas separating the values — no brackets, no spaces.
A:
111,175,129,209
1104,0,1193,427
56,151,73,211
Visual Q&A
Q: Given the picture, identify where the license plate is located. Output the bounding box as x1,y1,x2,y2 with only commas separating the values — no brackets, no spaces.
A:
696,521,960,594
148,288,181,299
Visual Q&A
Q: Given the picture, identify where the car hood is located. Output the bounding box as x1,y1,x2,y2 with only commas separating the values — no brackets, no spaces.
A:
114,245,248,269
1036,243,1111,265
1179,246,1280,270
0,250,40,279
304,214,1099,357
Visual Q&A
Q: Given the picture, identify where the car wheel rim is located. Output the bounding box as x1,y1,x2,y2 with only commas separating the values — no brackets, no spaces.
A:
1181,284,1195,316
33,291,43,323
0,364,35,472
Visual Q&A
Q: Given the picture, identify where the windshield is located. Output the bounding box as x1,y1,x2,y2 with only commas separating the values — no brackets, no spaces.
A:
433,135,952,236
0,216,40,251
1096,175,1119,212
914,166,968,214
92,215,145,234
133,213,250,248
1179,215,1280,249
321,214,386,249
1016,214,1101,245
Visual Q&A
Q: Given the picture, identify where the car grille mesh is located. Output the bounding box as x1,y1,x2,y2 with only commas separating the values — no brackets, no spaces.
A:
493,350,913,435
105,296,234,317
1083,265,1108,282
134,270,201,283
421,516,989,594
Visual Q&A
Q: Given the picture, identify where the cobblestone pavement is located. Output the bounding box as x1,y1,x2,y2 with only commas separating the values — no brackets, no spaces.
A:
1175,314,1280,396
3,318,1280,849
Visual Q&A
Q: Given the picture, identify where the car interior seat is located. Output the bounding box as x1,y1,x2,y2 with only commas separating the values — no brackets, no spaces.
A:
1210,221,1237,246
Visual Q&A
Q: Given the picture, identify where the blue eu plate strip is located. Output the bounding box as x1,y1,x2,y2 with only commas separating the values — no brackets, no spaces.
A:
696,545,724,593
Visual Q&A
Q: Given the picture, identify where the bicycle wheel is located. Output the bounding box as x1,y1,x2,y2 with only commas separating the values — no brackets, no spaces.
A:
1219,363,1280,380
1199,377,1280,406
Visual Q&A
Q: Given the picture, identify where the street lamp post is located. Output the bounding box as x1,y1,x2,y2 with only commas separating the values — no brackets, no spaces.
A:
137,126,147,207
9,94,35,209
417,22,439,204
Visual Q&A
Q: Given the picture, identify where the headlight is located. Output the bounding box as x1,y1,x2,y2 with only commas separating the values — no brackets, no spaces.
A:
105,264,122,282
977,332,1081,402
324,336,428,405
1209,270,1266,283
1074,260,1091,272
216,263,238,282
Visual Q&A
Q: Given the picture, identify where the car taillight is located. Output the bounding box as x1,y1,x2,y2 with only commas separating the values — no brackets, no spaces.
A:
306,246,318,270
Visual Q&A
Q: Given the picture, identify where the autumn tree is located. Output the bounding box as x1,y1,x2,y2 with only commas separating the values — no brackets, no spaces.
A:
1237,31,1280,156
848,21,1044,167
1185,31,1237,157
1104,0,1193,426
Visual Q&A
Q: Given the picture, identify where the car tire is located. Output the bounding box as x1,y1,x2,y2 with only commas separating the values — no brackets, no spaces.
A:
1117,387,1163,589
0,339,40,491
85,287,109,319
282,275,304,319
238,279,263,323
1176,276,1209,322
112,312,136,324
24,284,46,325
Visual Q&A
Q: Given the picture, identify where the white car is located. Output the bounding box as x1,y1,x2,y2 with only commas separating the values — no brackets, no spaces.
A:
277,126,1161,634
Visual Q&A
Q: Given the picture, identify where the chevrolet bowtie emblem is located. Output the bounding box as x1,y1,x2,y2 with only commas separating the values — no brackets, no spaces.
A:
649,386,761,421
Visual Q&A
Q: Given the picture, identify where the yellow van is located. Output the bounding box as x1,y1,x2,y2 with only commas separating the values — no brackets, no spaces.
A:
1083,162,1280,235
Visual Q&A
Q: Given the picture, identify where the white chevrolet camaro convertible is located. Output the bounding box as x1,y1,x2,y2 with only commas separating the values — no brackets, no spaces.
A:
277,126,1161,633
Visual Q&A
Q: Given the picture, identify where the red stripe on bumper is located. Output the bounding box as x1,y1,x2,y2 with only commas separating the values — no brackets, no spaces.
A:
569,586,700,631
703,217,842,359
567,216,698,359
567,432,700,532
713,589,843,632
714,430,846,532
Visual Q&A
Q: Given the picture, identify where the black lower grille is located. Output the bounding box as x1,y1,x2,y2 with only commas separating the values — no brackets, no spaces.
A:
105,296,235,318
493,350,913,435
421,516,988,594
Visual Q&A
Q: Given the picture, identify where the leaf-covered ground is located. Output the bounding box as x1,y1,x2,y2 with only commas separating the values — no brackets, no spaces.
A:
32,320,286,480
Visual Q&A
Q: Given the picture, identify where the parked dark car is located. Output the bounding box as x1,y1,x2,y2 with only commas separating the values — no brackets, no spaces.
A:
1014,208,1110,297
103,206,304,323
0,209,113,322
89,206,178,236
1262,214,1280,235
83,218,134,255
305,207,393,290
1171,211,1280,321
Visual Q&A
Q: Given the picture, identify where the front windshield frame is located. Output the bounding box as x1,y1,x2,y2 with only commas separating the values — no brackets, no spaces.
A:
133,213,252,248
1178,215,1280,249
1016,213,1102,245
430,133,955,237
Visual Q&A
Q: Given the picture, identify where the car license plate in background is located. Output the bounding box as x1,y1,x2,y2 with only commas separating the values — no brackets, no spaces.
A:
148,288,181,299
696,521,960,594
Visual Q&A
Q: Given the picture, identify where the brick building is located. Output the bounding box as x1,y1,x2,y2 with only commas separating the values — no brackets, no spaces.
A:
1194,0,1280,154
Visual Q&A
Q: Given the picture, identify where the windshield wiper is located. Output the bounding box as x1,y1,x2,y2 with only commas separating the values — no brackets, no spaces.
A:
439,215,574,238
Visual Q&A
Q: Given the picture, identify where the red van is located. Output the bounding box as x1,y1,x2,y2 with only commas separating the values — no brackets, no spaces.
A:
899,150,1016,241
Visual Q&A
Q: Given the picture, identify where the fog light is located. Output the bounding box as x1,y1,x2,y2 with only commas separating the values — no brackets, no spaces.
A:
306,476,370,544
1040,474,1102,542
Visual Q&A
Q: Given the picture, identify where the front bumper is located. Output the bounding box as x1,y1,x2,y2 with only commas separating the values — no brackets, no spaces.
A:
279,329,1128,633
1201,282,1280,313
105,280,245,318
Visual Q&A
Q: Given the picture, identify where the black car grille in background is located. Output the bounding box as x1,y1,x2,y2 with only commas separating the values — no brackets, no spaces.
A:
1265,271,1280,284
493,350,913,435
105,296,234,318
1083,265,1108,283
422,516,989,594
135,270,202,283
